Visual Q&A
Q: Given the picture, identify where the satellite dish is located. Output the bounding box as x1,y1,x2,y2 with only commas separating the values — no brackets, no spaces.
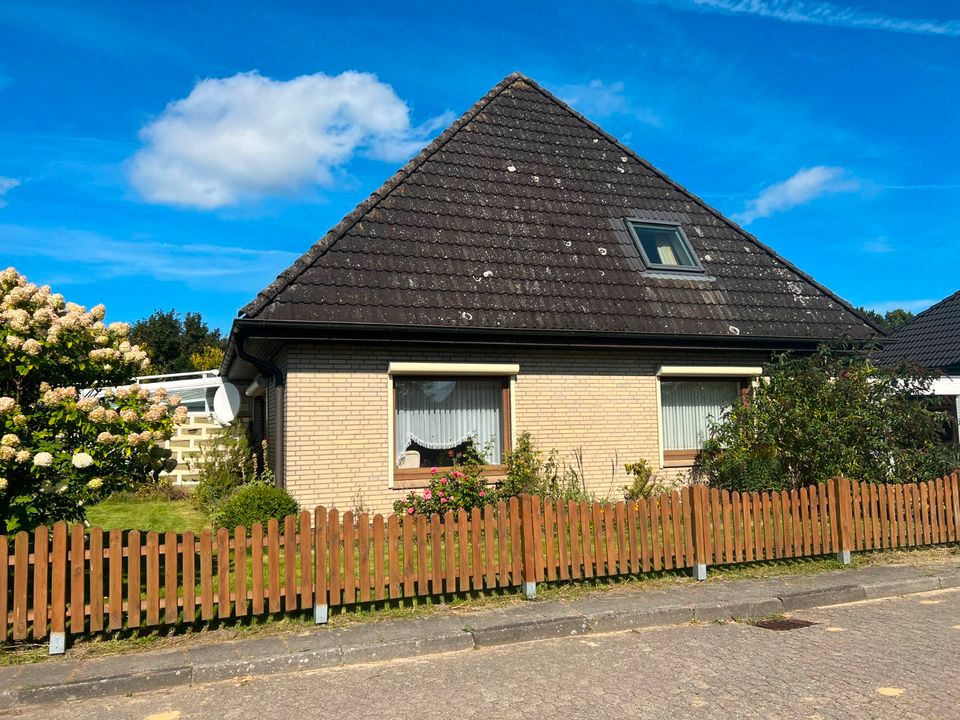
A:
213,382,241,424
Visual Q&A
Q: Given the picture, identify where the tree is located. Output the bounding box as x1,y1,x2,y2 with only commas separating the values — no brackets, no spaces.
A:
0,268,187,531
130,310,225,373
858,307,916,333
693,345,957,493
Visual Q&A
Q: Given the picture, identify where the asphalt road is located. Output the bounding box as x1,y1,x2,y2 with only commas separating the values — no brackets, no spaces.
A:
14,589,960,720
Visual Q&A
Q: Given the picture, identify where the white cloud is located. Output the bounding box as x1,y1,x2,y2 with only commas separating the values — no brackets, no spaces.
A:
732,166,858,224
0,177,21,207
864,299,937,315
861,237,894,254
129,71,452,209
647,0,960,36
0,224,299,290
555,80,662,127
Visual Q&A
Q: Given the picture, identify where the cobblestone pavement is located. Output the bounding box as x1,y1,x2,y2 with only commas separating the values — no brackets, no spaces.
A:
16,589,960,720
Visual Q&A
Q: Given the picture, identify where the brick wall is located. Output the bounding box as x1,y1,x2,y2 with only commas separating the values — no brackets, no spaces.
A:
160,414,227,485
279,343,767,515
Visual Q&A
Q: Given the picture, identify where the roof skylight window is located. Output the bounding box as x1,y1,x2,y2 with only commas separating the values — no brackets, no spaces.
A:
626,221,703,272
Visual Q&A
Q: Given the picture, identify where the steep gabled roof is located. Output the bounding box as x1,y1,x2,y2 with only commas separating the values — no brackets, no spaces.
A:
239,72,879,341
877,291,960,371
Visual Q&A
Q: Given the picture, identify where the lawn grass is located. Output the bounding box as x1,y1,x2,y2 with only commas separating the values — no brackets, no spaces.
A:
86,498,209,534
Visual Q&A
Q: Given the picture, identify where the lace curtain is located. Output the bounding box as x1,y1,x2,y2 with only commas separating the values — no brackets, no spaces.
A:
395,378,502,464
661,379,740,450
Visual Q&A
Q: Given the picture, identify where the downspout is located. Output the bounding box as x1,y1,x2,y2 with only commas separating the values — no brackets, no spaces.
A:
235,330,285,488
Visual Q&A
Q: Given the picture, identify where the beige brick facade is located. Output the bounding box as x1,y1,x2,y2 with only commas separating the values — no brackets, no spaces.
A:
275,343,767,515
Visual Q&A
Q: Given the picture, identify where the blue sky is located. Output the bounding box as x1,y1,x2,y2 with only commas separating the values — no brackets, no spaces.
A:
1,0,958,332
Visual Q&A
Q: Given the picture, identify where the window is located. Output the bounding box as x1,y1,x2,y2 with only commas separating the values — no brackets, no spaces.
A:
393,376,511,481
660,378,747,466
626,221,701,271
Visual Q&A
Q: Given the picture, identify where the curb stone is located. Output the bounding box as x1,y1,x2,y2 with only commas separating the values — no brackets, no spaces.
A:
4,564,959,710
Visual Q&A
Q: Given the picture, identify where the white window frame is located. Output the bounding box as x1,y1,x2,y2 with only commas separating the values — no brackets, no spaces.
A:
387,363,518,489
655,365,762,468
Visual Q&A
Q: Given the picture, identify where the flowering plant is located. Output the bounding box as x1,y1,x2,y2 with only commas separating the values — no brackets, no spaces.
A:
393,442,492,516
0,267,184,531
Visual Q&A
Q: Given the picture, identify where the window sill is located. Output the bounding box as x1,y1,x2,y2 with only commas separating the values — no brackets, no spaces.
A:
393,465,506,490
662,450,699,469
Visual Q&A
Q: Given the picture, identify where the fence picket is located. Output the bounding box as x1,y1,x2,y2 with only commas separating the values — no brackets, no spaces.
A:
417,514,430,596
359,513,371,603
638,496,651,572
216,528,230,619
681,487,695,568
33,526,50,639
721,490,733,565
12,532,28,640
182,531,195,622
579,501,593,578
544,500,557,581
531,497,545,584
402,514,415,598
443,510,455,594
626,499,639,574
128,530,142,627
431,513,443,595
741,490,754,562
371,513,385,601
567,500,582,581
268,519,282,613
314,509,328,608
108,529,123,629
470,508,483,590
343,512,356,605
387,514,399,599
790,490,802,557
50,523,67,639
650,497,662,572
510,498,522,585
669,492,683,569
798,488,811,557
0,535,7,642
327,511,340,606
710,489,723,565
145,531,160,626
234,527,247,617
70,524,85,633
300,512,313,610
163,531,178,625
484,505,497,588
497,501,510,587
605,503,618,575
457,509,470,593
934,479,945,544
251,524,264,615
592,502,606,576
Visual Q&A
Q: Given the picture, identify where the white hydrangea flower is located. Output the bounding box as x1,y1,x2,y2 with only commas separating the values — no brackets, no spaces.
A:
15,450,31,463
0,477,7,491
71,452,94,469
0,397,16,414
86,478,104,490
1,433,19,447
33,451,53,467
0,446,15,462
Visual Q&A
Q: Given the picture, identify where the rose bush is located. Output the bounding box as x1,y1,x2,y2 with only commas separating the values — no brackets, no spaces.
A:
393,444,491,516
0,267,185,531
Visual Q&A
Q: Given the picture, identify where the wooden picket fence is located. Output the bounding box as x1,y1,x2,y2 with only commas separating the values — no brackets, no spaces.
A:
2,473,959,649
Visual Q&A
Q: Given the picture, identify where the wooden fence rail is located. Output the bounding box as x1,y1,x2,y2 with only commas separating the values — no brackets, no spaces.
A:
2,474,958,651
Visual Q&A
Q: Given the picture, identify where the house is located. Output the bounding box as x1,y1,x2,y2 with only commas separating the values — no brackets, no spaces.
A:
222,73,880,514
877,290,960,443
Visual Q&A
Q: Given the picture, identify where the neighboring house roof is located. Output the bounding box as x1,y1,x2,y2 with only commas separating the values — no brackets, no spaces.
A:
231,73,878,369
877,291,960,372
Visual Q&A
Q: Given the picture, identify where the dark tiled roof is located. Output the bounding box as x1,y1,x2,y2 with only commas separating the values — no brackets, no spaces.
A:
240,73,879,341
877,291,960,371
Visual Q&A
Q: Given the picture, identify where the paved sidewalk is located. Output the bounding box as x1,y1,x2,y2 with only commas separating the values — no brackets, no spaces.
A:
1,560,958,711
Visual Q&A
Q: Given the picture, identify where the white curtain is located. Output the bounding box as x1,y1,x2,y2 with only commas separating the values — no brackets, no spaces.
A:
395,379,502,464
661,380,740,450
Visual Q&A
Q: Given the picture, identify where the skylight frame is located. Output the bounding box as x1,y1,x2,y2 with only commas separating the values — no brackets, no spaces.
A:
624,218,705,274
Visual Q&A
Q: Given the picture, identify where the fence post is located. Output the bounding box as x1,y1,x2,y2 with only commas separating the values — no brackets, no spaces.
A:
690,485,708,580
313,507,328,624
833,477,852,565
519,494,537,599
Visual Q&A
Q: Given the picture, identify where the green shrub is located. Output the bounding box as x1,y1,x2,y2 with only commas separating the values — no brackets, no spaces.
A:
622,459,661,500
211,482,299,529
191,425,254,513
501,432,590,503
693,344,957,493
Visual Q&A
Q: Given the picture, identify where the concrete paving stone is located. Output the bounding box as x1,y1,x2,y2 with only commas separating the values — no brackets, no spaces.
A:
192,647,341,684
468,614,589,647
584,605,694,634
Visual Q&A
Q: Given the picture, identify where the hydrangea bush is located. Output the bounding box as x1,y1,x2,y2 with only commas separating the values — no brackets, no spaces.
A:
0,267,186,531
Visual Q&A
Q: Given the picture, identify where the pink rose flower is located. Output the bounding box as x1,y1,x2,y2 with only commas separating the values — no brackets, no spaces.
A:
440,477,448,485
479,490,485,497
452,470,464,479
423,489,433,500
441,497,448,503
407,507,414,514
430,466,437,473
